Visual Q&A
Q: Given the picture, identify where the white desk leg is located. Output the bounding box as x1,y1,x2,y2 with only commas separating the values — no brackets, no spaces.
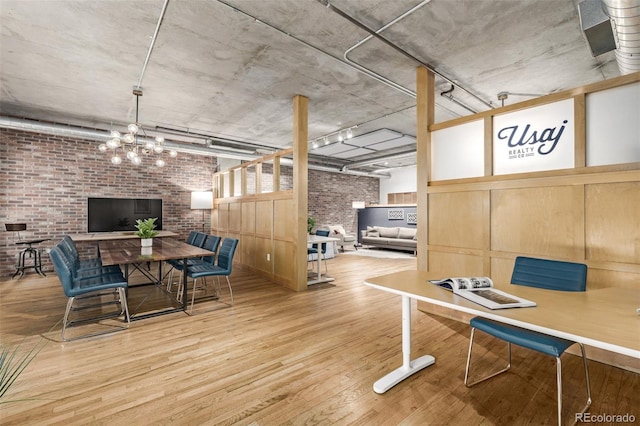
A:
373,295,435,394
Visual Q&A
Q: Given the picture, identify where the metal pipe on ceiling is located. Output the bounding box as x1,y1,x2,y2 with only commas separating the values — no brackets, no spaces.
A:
320,0,494,110
135,0,170,90
0,116,389,178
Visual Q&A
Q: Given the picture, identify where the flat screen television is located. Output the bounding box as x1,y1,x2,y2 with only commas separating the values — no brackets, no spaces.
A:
88,197,163,233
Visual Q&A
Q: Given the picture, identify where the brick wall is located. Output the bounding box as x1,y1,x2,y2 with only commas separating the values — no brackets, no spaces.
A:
308,169,379,234
0,128,216,278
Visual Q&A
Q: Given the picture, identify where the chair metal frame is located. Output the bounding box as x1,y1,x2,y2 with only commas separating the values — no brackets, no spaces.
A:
463,256,592,425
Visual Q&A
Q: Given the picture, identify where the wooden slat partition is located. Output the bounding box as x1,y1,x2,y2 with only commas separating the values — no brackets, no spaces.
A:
419,72,640,371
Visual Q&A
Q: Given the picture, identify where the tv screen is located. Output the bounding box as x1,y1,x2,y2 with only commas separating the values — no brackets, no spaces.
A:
88,198,163,233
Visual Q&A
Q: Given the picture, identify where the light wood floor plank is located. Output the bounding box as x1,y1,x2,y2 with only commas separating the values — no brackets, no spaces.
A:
1,254,638,425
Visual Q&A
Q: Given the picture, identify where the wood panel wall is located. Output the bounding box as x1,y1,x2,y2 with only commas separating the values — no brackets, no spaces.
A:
419,71,640,371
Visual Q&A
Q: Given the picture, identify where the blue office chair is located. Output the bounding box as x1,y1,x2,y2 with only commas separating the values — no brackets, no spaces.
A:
464,256,591,425
49,245,130,341
313,229,331,274
174,234,221,300
185,237,239,312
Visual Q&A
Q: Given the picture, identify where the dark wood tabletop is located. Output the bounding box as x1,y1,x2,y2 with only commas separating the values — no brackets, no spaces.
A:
98,238,214,266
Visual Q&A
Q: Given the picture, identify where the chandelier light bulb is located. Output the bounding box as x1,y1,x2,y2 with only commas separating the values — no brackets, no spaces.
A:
127,123,139,134
145,140,155,150
110,130,121,138
123,133,135,144
169,150,177,158
98,143,108,152
131,156,142,165
106,138,120,149
155,159,166,167
153,145,164,153
111,155,122,164
155,136,164,143
126,150,137,160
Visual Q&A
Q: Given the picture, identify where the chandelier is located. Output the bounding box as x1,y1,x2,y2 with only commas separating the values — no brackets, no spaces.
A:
98,88,177,167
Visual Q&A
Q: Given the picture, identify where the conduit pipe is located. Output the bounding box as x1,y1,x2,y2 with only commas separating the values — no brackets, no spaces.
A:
321,0,494,109
0,116,389,178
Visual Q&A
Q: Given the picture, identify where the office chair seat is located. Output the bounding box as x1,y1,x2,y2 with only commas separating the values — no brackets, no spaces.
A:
470,317,574,358
464,256,591,426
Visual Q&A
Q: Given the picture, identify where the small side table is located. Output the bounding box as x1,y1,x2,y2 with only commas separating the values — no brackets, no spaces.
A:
12,239,50,280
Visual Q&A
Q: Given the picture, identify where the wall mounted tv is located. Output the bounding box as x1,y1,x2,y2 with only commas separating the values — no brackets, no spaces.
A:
87,198,163,233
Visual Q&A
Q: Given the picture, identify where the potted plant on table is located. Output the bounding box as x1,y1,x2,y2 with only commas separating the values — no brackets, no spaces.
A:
307,217,316,235
135,217,159,247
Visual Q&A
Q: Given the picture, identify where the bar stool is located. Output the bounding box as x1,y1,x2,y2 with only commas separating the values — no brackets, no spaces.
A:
6,223,50,280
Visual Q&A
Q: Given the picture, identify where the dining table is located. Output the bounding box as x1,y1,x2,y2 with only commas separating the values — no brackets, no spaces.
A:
98,238,214,320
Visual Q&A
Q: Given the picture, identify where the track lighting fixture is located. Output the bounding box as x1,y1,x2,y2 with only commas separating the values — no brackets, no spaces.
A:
346,128,353,139
338,132,344,142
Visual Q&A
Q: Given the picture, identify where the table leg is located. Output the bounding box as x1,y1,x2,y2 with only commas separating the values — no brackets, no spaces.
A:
182,258,188,313
373,295,435,394
317,249,322,281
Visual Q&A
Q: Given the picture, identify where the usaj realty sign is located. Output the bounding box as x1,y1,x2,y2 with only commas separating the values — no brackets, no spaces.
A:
493,98,574,175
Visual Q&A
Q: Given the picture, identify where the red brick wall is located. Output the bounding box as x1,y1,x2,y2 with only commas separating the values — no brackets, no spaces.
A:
0,128,216,278
308,169,379,234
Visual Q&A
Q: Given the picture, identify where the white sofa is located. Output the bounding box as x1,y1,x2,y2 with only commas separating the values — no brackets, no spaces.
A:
317,224,357,252
360,226,417,254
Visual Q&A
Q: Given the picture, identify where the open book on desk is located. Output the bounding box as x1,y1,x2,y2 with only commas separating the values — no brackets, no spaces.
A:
428,277,536,310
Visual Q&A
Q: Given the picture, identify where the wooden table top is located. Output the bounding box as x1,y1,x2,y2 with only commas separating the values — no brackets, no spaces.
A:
98,238,214,266
70,230,178,242
365,269,640,359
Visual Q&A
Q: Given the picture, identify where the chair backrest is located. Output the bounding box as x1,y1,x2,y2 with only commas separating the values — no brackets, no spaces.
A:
59,235,80,265
511,256,587,292
192,232,207,248
216,238,239,273
186,231,198,245
315,229,330,253
49,246,74,297
202,235,221,264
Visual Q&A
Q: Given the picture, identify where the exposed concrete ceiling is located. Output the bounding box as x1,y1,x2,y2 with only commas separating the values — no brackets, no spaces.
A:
0,0,624,174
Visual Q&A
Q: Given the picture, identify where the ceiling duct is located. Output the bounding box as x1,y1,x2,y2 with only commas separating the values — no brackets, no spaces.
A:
578,0,617,56
602,0,640,74
0,116,389,178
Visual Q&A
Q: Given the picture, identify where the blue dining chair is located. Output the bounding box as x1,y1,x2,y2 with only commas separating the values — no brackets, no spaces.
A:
464,256,591,425
174,234,221,300
49,245,130,341
313,229,331,274
185,237,239,312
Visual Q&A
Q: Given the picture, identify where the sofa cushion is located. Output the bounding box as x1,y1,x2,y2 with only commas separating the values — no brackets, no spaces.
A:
398,227,417,240
377,226,399,238
328,224,346,236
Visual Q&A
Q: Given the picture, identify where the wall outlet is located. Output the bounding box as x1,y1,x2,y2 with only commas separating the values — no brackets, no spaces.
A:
266,253,270,261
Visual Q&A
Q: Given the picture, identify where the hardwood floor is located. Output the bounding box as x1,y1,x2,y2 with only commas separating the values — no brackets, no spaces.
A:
1,254,638,425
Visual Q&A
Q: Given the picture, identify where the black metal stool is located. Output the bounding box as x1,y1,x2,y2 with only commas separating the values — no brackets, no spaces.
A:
5,223,50,280
13,239,50,279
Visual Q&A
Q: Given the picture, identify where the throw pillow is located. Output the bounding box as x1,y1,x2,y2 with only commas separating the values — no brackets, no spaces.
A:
398,227,417,239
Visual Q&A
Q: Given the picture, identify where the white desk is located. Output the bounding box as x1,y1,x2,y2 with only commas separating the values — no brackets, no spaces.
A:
307,234,339,285
365,270,640,394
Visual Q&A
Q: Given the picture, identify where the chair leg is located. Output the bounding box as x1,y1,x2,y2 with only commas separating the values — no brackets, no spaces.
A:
225,276,234,306
578,343,592,417
464,327,512,387
61,296,75,341
556,356,563,426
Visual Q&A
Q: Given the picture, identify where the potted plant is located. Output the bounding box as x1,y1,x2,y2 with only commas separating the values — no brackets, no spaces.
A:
307,217,316,234
135,217,159,247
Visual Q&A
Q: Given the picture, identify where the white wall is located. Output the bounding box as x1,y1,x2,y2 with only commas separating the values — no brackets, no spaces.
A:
379,165,417,203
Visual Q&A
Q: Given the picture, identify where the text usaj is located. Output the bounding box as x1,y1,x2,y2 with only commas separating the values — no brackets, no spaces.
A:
497,120,569,159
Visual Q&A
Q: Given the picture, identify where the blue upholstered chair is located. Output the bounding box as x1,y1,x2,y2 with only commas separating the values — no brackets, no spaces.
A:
464,256,591,425
167,232,217,292
312,229,331,274
49,245,130,341
185,237,239,312
174,235,221,300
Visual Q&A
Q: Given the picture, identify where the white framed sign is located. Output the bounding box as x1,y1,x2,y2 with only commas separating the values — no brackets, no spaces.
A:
493,99,574,175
